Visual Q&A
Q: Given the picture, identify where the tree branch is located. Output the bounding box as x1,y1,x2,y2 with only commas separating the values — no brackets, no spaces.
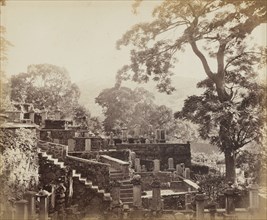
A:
189,40,215,81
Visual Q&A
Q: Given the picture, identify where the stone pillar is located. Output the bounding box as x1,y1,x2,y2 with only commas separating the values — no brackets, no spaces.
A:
141,165,147,172
167,158,175,171
130,152,136,168
24,191,37,219
122,127,128,143
134,158,141,173
153,159,160,173
55,109,61,120
85,138,91,151
29,111,35,123
132,175,142,209
37,191,49,220
249,183,259,209
150,178,162,211
67,139,75,151
185,193,191,210
41,110,48,124
176,164,183,176
110,132,115,146
111,181,121,206
184,168,190,179
195,189,205,220
15,200,28,220
224,181,236,219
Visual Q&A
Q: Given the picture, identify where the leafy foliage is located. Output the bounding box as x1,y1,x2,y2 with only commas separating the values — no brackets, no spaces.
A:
0,128,39,203
117,0,266,181
96,86,198,141
176,77,266,152
10,64,81,118
0,26,13,112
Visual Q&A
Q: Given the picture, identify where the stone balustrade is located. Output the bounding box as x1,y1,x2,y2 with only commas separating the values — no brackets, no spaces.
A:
100,155,130,179
38,140,68,161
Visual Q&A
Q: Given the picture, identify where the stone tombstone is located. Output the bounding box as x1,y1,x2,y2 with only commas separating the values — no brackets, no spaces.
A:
132,175,142,209
15,200,28,220
134,158,141,172
151,178,162,211
67,139,75,152
184,168,190,179
176,164,183,176
153,159,160,173
249,183,259,209
85,138,91,151
195,189,205,220
168,158,175,171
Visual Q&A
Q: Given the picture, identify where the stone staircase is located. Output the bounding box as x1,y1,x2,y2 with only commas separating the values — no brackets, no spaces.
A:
119,180,133,208
109,168,125,181
40,151,112,201
109,166,133,207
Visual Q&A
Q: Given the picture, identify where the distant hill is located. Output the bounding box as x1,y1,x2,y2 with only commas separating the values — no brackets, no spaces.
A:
76,74,204,117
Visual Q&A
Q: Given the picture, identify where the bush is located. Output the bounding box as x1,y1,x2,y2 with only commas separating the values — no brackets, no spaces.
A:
0,128,39,203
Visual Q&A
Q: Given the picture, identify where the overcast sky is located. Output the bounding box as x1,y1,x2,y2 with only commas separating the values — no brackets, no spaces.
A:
1,1,266,116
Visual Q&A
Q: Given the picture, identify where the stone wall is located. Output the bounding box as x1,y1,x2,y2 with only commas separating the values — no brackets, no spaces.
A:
40,129,75,145
117,143,191,169
65,155,110,191
38,141,67,161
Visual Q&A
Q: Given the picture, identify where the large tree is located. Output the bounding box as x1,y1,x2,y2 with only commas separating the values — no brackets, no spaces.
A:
10,64,80,118
117,0,266,182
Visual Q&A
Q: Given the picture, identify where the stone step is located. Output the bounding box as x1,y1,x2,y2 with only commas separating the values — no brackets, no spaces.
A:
120,192,133,198
120,184,133,189
120,188,133,194
120,197,133,203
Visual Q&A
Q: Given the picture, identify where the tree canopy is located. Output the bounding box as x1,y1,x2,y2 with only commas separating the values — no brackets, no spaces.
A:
10,64,80,118
117,0,267,182
96,86,198,142
117,0,266,99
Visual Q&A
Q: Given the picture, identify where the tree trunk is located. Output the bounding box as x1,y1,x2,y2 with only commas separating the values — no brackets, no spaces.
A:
224,149,236,183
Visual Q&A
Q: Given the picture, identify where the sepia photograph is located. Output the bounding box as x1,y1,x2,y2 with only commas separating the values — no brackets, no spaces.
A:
0,0,266,219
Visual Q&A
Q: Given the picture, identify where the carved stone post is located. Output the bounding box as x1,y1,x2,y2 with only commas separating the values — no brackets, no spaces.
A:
185,193,191,210
223,182,237,220
36,191,49,220
134,158,141,172
248,183,259,218
111,181,121,206
249,183,259,210
110,132,115,146
132,175,142,209
153,159,160,173
195,189,205,220
24,191,37,219
151,178,162,212
15,200,28,220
